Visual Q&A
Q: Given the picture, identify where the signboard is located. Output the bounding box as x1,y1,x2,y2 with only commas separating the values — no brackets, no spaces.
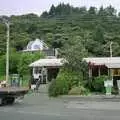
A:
104,80,113,95
104,80,113,87
11,74,20,87
117,80,120,89
112,69,120,76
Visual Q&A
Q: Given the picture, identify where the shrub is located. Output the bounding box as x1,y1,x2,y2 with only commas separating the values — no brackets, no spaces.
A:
48,68,83,97
92,75,108,92
18,52,44,76
48,78,69,97
68,85,89,95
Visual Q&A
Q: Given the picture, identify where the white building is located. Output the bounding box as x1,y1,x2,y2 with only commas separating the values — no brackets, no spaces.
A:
29,57,65,84
23,38,48,52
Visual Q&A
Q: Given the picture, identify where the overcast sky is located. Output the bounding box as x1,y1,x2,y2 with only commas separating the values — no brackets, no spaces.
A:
0,0,120,16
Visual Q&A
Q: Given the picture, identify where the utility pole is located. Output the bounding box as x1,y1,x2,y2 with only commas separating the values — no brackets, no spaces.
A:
109,41,113,80
5,22,10,84
110,42,113,57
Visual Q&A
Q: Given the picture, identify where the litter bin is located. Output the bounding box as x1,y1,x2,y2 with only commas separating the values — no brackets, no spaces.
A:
10,74,20,87
104,80,113,95
117,80,120,94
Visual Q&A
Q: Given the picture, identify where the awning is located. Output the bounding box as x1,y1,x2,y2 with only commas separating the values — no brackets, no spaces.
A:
106,63,120,69
83,57,120,68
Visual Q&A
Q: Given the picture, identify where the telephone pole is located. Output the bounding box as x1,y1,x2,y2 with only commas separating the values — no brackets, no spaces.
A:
109,41,113,80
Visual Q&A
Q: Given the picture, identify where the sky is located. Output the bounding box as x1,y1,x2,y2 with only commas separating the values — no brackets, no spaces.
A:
0,0,120,16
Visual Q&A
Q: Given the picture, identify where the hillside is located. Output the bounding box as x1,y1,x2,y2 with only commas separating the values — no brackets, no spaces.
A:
0,3,120,57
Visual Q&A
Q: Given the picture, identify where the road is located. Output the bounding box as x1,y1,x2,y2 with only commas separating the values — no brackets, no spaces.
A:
1,92,120,120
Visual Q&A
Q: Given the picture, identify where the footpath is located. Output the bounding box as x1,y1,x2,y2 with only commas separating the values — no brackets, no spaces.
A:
61,94,120,102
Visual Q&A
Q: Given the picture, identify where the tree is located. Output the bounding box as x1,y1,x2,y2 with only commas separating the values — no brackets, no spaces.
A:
88,7,97,15
93,25,105,43
49,5,56,16
105,5,116,16
79,7,87,15
51,33,64,48
17,52,44,76
98,6,106,16
41,11,49,18
61,40,88,72
0,49,20,76
10,32,30,51
102,41,120,57
9,49,20,74
44,33,54,47
0,4,120,60
0,55,6,76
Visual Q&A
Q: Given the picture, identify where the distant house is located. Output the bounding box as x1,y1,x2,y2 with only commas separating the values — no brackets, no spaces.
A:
23,38,48,52
23,38,57,57
83,57,120,87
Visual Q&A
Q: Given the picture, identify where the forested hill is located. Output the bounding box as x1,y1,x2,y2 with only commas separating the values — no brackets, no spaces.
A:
0,3,120,57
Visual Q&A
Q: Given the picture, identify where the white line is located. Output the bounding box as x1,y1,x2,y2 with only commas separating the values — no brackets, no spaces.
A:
0,109,70,117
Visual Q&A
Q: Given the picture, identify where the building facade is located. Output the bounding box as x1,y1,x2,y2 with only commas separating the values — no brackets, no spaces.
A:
84,57,120,87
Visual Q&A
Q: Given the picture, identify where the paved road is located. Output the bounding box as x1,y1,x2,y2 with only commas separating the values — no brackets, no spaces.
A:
1,92,120,120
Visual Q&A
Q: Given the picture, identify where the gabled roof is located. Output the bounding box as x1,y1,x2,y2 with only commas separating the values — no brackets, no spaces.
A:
29,58,65,67
83,57,120,68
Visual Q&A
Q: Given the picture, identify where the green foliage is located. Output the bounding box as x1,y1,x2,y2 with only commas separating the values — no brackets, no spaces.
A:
61,40,88,72
0,48,20,76
88,7,97,15
22,75,31,87
92,75,108,92
0,55,6,76
10,32,30,51
93,25,104,43
48,68,84,97
0,75,5,81
0,4,120,58
48,78,69,97
18,52,44,75
0,50,44,78
48,38,89,97
9,49,20,74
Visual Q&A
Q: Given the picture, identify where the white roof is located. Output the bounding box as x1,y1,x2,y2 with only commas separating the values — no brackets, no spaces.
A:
23,38,48,52
29,58,64,67
83,57,120,68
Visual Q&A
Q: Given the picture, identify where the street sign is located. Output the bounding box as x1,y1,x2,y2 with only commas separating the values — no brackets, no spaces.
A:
117,80,120,89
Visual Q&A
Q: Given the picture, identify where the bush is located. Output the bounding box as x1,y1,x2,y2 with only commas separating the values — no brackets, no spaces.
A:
18,52,44,76
92,75,108,92
48,68,83,97
68,85,89,95
48,78,69,97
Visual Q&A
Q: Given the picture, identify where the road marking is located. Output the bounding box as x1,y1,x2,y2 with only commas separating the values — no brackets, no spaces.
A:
0,109,70,117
